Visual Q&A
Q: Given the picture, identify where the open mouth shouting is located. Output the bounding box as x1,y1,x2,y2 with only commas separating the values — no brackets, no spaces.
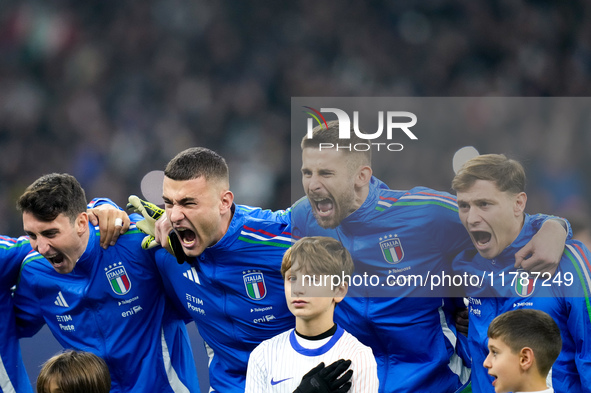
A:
468,227,501,259
310,196,339,229
312,197,335,218
175,227,197,249
44,252,74,274
471,230,492,248
46,253,65,267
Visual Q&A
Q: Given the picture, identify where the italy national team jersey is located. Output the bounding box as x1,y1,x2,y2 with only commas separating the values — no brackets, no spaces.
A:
0,235,34,393
245,325,378,392
154,204,295,393
13,224,200,393
292,177,472,393
91,198,294,392
453,214,591,393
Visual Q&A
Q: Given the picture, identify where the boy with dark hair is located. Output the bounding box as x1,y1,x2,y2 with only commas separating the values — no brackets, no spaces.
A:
293,121,569,392
452,154,591,392
483,309,561,393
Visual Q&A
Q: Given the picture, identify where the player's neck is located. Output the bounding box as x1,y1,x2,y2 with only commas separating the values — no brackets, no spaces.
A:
353,183,370,213
295,315,335,337
78,224,91,259
295,323,337,340
515,373,548,392
217,205,234,241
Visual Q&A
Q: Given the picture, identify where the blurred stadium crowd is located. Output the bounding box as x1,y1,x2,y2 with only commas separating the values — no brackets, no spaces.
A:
1,0,590,236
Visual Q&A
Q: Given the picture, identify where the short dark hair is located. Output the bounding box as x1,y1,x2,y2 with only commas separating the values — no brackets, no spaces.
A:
452,154,526,194
488,309,562,376
17,173,87,223
165,147,229,184
37,350,111,393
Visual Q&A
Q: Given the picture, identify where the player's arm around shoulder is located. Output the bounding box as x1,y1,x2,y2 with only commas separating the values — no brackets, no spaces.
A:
237,216,293,256
98,224,171,299
401,187,472,257
561,239,591,296
290,196,315,238
561,241,591,344
13,255,47,338
0,235,34,286
105,221,160,266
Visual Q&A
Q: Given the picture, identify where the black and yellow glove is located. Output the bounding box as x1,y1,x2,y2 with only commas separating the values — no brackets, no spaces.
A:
126,195,164,249
127,195,194,265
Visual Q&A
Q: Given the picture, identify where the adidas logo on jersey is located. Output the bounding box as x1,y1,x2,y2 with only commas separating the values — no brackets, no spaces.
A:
54,291,69,307
183,267,200,285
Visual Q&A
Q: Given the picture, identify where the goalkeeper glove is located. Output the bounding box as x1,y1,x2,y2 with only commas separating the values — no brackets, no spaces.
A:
126,195,165,249
293,359,352,393
127,195,194,265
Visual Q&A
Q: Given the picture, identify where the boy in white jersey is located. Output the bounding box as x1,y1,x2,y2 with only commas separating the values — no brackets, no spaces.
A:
483,309,561,393
245,236,379,393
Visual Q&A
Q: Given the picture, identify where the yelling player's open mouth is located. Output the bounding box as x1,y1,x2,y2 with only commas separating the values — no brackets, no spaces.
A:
313,197,334,217
176,227,197,247
471,231,491,247
46,253,65,267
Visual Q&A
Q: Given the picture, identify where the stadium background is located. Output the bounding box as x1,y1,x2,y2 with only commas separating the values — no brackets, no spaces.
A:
1,1,590,391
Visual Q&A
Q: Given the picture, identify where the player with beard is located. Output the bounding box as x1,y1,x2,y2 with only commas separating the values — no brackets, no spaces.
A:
291,120,570,393
111,142,568,392
97,148,372,392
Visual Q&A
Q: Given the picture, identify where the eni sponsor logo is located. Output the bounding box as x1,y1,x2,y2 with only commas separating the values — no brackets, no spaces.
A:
121,305,143,318
253,314,276,324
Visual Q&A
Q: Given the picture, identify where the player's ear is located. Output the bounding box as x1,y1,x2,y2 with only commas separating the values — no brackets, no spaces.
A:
355,165,372,188
514,192,527,217
76,212,89,235
519,347,534,371
220,190,234,214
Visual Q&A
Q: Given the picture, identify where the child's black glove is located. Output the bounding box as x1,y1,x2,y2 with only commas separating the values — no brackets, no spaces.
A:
293,359,353,393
